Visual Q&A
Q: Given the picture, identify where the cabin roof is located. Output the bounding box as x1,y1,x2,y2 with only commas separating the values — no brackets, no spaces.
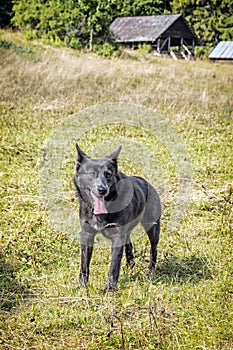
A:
209,41,233,60
110,14,199,44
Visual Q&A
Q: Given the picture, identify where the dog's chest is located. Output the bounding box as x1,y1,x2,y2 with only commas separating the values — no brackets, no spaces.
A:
80,203,114,231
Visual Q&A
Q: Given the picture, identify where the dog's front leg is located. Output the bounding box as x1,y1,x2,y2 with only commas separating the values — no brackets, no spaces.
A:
79,244,93,287
79,231,95,287
104,230,125,291
106,245,124,291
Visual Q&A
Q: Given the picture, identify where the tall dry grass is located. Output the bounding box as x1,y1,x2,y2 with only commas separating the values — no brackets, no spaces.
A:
1,37,232,122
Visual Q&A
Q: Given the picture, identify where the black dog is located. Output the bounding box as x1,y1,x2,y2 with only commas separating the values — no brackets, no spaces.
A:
74,144,161,290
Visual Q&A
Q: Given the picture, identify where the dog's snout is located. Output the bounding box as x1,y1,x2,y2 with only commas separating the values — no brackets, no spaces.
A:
97,185,108,196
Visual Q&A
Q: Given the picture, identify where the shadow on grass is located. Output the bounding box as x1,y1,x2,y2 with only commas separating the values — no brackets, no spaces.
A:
0,254,31,310
120,255,213,287
153,255,213,284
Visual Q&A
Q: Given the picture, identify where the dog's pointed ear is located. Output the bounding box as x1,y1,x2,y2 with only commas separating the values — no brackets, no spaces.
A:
106,145,122,161
76,143,88,163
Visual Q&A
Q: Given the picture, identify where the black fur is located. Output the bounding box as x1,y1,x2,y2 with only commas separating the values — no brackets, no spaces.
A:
74,144,161,290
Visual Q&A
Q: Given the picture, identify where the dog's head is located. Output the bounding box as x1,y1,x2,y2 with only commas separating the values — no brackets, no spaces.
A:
74,144,122,215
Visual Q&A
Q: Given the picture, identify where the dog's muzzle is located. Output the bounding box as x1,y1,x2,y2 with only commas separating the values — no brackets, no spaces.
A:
97,184,108,196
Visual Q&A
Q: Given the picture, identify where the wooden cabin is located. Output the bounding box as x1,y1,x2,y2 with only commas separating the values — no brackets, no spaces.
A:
110,14,200,59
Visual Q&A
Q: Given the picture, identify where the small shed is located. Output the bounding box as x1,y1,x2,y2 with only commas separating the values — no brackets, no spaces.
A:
110,14,200,59
209,41,233,62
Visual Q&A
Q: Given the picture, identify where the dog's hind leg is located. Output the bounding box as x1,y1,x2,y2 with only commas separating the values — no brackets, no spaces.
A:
142,218,160,270
125,240,135,267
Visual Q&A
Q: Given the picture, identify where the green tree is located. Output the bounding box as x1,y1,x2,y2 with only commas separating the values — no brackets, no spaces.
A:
12,0,115,46
171,0,233,45
12,0,43,31
0,0,13,27
10,0,176,49
111,0,169,16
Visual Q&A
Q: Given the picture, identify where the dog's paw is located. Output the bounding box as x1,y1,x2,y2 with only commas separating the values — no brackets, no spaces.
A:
126,259,135,269
104,284,117,293
78,282,87,289
78,278,88,289
148,263,156,272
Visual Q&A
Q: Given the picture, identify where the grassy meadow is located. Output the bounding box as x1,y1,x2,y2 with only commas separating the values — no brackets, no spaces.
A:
0,30,233,349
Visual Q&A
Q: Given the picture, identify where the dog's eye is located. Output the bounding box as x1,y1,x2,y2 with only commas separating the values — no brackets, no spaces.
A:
104,171,112,179
87,172,96,177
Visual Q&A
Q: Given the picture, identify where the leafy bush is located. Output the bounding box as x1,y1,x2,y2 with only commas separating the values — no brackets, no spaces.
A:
195,46,212,60
93,42,115,57
138,43,152,53
69,37,83,50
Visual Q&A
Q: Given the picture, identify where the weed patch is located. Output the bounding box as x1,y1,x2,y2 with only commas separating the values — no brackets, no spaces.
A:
0,39,34,54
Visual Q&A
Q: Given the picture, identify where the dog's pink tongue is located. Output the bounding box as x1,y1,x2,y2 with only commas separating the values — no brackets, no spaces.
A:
91,192,108,215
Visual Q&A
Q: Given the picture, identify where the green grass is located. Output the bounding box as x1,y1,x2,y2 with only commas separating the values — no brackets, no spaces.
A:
0,30,233,349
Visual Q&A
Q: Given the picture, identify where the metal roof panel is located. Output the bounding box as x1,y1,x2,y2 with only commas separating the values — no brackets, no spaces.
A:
209,41,233,59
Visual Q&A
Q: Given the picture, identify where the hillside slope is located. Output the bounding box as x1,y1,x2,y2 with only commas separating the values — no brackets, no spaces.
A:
1,31,233,349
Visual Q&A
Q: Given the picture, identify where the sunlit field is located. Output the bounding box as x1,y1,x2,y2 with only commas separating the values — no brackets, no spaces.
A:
0,30,232,349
